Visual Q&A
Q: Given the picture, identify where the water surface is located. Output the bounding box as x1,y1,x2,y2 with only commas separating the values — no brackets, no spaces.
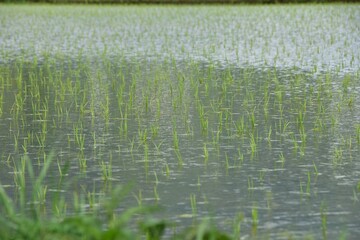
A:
1,5,360,239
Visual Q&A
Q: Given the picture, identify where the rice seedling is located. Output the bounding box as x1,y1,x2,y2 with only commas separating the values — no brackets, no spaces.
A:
174,149,183,167
36,185,48,205
235,116,245,137
154,185,160,203
0,92,4,117
129,137,136,157
78,152,87,171
259,169,266,183
232,212,244,240
321,203,327,240
200,115,209,135
134,189,143,206
299,126,307,148
251,204,258,237
237,148,244,166
203,143,209,164
224,152,229,173
313,161,319,176
172,128,179,151
306,171,311,196
100,160,112,181
139,128,148,145
249,110,257,131
266,126,272,146
278,152,285,168
355,124,360,145
249,132,257,157
351,189,359,203
190,193,197,217
151,124,159,138
248,177,254,192
160,163,170,178
332,147,343,165
266,191,273,210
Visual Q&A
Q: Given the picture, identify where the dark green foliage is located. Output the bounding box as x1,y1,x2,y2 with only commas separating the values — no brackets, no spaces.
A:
140,218,167,240
175,219,232,240
0,0,358,4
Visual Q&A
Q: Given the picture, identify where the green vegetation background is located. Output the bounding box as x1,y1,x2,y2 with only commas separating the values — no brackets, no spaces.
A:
0,0,358,4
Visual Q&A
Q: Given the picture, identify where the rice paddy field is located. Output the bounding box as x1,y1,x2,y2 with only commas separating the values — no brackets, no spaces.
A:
0,4,360,239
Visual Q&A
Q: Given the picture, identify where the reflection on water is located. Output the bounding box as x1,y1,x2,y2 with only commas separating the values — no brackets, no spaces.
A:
0,4,360,239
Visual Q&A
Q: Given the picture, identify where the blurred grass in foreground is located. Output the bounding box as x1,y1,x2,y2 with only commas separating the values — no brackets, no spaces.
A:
0,152,232,240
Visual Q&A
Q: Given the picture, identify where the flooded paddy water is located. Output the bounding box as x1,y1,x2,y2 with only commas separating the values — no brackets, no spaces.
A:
0,4,360,239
